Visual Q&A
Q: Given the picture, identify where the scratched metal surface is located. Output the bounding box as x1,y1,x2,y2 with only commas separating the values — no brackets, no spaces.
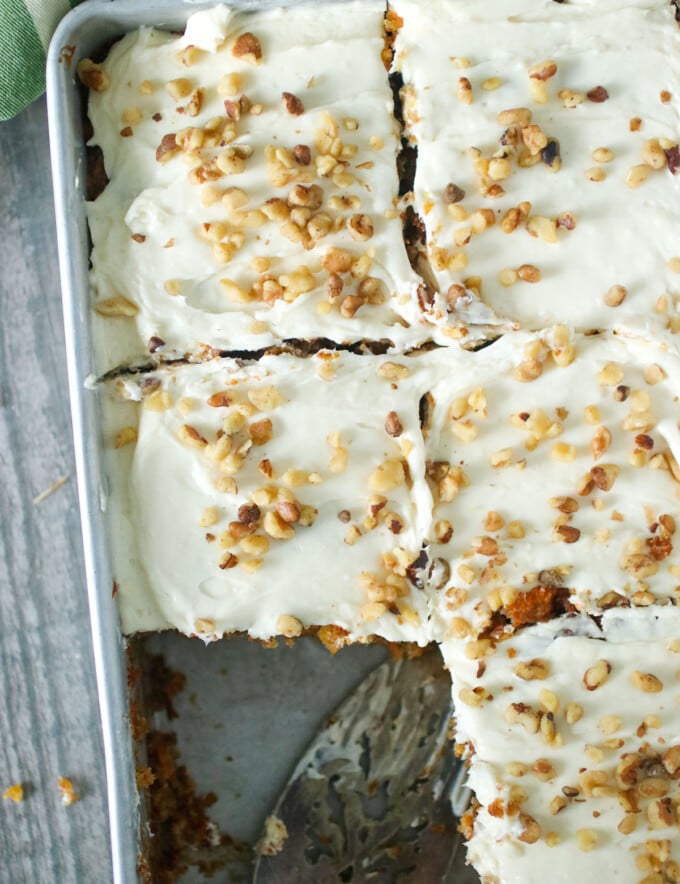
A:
0,97,111,884
143,633,390,883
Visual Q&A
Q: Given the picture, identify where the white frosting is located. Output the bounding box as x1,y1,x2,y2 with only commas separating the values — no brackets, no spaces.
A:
424,330,680,640
180,7,235,53
105,351,434,643
86,3,428,373
99,384,171,631
440,607,680,884
393,0,680,342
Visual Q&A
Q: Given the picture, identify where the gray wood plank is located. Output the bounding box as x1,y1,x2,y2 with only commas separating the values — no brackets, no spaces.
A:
0,97,111,884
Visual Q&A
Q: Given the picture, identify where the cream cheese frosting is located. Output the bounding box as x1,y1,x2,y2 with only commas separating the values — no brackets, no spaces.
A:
423,329,680,642
440,607,680,884
392,0,680,343
105,350,433,643
84,3,427,372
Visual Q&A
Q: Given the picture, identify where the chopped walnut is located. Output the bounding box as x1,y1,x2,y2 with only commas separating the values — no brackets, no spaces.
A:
156,131,181,166
498,107,532,127
630,670,663,692
444,182,465,204
369,459,405,493
457,77,473,104
77,58,110,92
276,614,303,638
347,214,374,241
263,511,294,540
232,32,263,62
518,814,541,844
583,659,611,691
94,295,139,317
515,659,549,680
587,86,609,103
604,284,627,307
282,92,304,115
384,411,403,437
293,144,311,165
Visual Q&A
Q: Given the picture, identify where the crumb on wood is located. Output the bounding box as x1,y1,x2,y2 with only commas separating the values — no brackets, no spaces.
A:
58,777,79,806
3,784,24,803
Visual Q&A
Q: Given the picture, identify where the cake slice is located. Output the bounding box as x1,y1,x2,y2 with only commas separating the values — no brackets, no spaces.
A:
440,607,680,884
82,3,427,373
421,329,680,641
392,0,680,343
105,350,433,644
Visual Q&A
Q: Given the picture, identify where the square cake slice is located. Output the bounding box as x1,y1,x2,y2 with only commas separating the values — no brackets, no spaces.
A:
440,607,680,884
83,2,427,372
392,0,680,343
421,329,680,641
105,350,433,644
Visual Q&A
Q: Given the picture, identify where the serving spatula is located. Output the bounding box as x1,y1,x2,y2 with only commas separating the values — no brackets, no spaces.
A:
253,646,477,883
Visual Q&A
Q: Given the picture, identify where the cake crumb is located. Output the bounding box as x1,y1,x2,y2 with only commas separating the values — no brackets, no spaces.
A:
3,784,23,803
135,767,156,790
256,815,289,856
58,777,79,806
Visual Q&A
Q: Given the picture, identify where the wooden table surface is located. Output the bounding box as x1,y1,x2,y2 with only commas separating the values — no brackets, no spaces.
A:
0,97,111,883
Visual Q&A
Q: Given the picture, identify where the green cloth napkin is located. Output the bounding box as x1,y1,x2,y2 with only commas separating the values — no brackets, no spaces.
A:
0,0,80,121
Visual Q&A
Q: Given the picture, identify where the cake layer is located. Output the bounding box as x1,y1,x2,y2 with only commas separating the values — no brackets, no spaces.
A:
105,351,432,643
422,330,680,640
393,0,680,342
440,607,680,884
83,3,426,372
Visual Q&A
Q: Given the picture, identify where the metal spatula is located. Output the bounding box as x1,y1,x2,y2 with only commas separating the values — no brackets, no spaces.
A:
253,647,477,883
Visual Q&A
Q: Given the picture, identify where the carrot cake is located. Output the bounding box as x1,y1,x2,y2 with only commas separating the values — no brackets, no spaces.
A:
72,1,680,881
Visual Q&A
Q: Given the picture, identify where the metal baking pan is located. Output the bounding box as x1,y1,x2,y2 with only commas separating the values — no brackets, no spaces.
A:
46,3,402,881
